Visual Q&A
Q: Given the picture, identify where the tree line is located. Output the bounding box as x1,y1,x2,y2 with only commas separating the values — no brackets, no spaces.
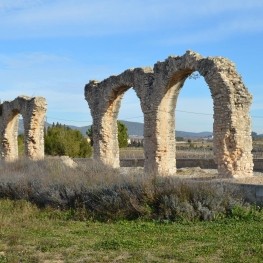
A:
18,121,129,158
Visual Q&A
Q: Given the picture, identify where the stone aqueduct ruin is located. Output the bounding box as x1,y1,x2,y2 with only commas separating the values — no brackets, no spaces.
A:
85,51,253,178
0,51,253,178
0,96,47,161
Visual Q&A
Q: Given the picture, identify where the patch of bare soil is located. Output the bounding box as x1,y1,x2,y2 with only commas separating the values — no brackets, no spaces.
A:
230,173,263,185
178,167,263,185
176,167,217,178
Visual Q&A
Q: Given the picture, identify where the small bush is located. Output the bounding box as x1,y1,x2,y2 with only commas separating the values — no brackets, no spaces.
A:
227,205,263,221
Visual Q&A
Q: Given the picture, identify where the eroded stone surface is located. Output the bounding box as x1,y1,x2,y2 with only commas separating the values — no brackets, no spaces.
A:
85,51,253,178
0,96,47,161
60,156,78,169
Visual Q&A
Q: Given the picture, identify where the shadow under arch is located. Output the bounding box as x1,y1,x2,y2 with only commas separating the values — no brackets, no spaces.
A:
85,51,253,178
0,96,47,161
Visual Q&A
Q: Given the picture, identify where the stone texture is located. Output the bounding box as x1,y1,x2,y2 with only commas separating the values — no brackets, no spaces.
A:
85,50,253,178
60,156,78,169
0,96,47,161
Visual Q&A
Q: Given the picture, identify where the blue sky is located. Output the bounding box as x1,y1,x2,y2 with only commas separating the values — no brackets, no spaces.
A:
0,0,263,133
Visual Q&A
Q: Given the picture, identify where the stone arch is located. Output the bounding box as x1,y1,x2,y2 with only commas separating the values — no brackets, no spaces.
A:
0,96,47,161
85,68,153,167
150,51,253,177
85,51,253,178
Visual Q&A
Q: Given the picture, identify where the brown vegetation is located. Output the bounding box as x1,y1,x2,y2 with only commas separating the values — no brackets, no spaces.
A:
0,158,259,222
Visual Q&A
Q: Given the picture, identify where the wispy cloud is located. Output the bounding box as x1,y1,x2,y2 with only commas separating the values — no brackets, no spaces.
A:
0,50,122,125
0,52,70,69
0,0,263,39
1,0,262,130
0,0,43,11
162,14,263,45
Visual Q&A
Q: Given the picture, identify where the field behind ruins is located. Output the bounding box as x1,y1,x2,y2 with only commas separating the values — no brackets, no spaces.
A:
120,139,263,159
0,158,262,262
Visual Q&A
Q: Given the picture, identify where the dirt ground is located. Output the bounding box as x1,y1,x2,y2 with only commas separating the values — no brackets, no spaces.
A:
120,167,263,185
177,167,263,185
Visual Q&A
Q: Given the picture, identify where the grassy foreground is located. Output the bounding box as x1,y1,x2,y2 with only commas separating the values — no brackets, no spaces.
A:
0,199,262,263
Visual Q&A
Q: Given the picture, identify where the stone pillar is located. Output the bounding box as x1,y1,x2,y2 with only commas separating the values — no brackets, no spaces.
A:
23,97,47,160
0,111,19,161
144,110,177,175
85,80,126,168
213,99,253,177
201,57,254,178
91,113,120,168
143,111,158,174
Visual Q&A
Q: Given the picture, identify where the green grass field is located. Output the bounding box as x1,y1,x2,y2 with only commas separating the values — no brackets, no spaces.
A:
0,199,262,263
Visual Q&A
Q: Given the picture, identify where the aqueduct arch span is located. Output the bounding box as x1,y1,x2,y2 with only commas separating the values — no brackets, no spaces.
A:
0,96,47,161
85,51,253,178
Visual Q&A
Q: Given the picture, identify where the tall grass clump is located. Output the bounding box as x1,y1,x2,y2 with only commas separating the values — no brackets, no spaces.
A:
0,158,261,222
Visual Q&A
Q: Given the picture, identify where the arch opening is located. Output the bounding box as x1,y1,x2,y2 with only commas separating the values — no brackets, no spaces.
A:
175,71,214,161
118,88,144,159
17,114,25,157
99,85,143,167
153,69,193,174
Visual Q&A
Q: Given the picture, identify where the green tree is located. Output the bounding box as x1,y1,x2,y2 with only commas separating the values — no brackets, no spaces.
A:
45,123,92,157
18,134,25,156
87,120,128,148
118,121,128,148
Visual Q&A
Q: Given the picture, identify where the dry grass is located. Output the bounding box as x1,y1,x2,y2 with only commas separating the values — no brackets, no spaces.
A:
120,147,145,159
0,157,261,222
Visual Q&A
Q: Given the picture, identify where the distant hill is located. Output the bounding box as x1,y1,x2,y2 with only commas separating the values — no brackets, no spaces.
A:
176,131,212,138
66,120,144,137
19,119,212,138
119,120,144,136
